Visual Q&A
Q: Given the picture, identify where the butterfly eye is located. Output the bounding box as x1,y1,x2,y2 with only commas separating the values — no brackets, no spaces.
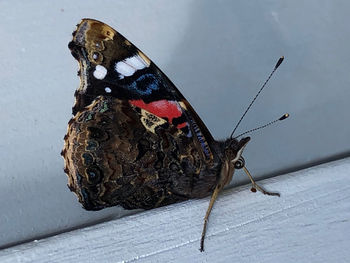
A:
234,157,245,169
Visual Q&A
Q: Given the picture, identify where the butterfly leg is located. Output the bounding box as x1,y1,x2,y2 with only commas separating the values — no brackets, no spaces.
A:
200,183,223,252
243,167,280,197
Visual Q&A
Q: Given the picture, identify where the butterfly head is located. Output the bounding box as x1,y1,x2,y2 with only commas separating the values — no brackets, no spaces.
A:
225,136,250,168
215,136,250,189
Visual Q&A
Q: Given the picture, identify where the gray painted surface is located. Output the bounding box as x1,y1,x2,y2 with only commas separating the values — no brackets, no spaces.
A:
0,0,349,248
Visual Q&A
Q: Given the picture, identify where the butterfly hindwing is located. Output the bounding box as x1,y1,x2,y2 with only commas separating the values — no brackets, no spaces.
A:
63,96,220,210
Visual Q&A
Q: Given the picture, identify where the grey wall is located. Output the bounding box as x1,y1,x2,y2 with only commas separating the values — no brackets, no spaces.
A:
0,0,349,248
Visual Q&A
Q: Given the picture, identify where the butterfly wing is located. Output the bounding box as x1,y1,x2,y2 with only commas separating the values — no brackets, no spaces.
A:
63,19,222,210
63,96,222,210
69,19,215,162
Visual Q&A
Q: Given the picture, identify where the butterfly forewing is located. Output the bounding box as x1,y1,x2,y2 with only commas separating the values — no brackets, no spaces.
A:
63,19,223,210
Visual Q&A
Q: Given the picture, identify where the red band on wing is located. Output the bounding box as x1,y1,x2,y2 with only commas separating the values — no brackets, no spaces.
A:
129,99,189,131
176,122,187,129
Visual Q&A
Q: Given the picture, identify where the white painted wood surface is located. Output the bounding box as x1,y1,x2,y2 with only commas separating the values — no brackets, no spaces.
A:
1,158,349,263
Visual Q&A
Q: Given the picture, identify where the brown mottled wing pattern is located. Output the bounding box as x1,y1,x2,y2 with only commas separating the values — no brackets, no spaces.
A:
63,96,221,210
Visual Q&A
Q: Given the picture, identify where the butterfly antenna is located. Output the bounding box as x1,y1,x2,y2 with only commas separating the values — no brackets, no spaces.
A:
235,113,289,138
230,56,284,138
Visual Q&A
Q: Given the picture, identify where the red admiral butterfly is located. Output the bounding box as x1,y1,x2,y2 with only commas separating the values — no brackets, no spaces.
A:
62,19,286,251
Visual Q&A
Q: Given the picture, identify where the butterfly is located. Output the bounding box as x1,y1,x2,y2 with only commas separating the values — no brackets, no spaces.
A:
62,19,285,251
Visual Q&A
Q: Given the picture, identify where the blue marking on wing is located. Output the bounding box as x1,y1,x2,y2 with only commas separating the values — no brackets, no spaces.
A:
183,114,211,160
192,121,211,158
129,73,160,95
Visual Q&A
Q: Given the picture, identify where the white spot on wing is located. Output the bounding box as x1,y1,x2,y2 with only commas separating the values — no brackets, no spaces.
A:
105,87,111,93
115,54,150,79
115,61,135,79
124,55,147,69
93,65,107,80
